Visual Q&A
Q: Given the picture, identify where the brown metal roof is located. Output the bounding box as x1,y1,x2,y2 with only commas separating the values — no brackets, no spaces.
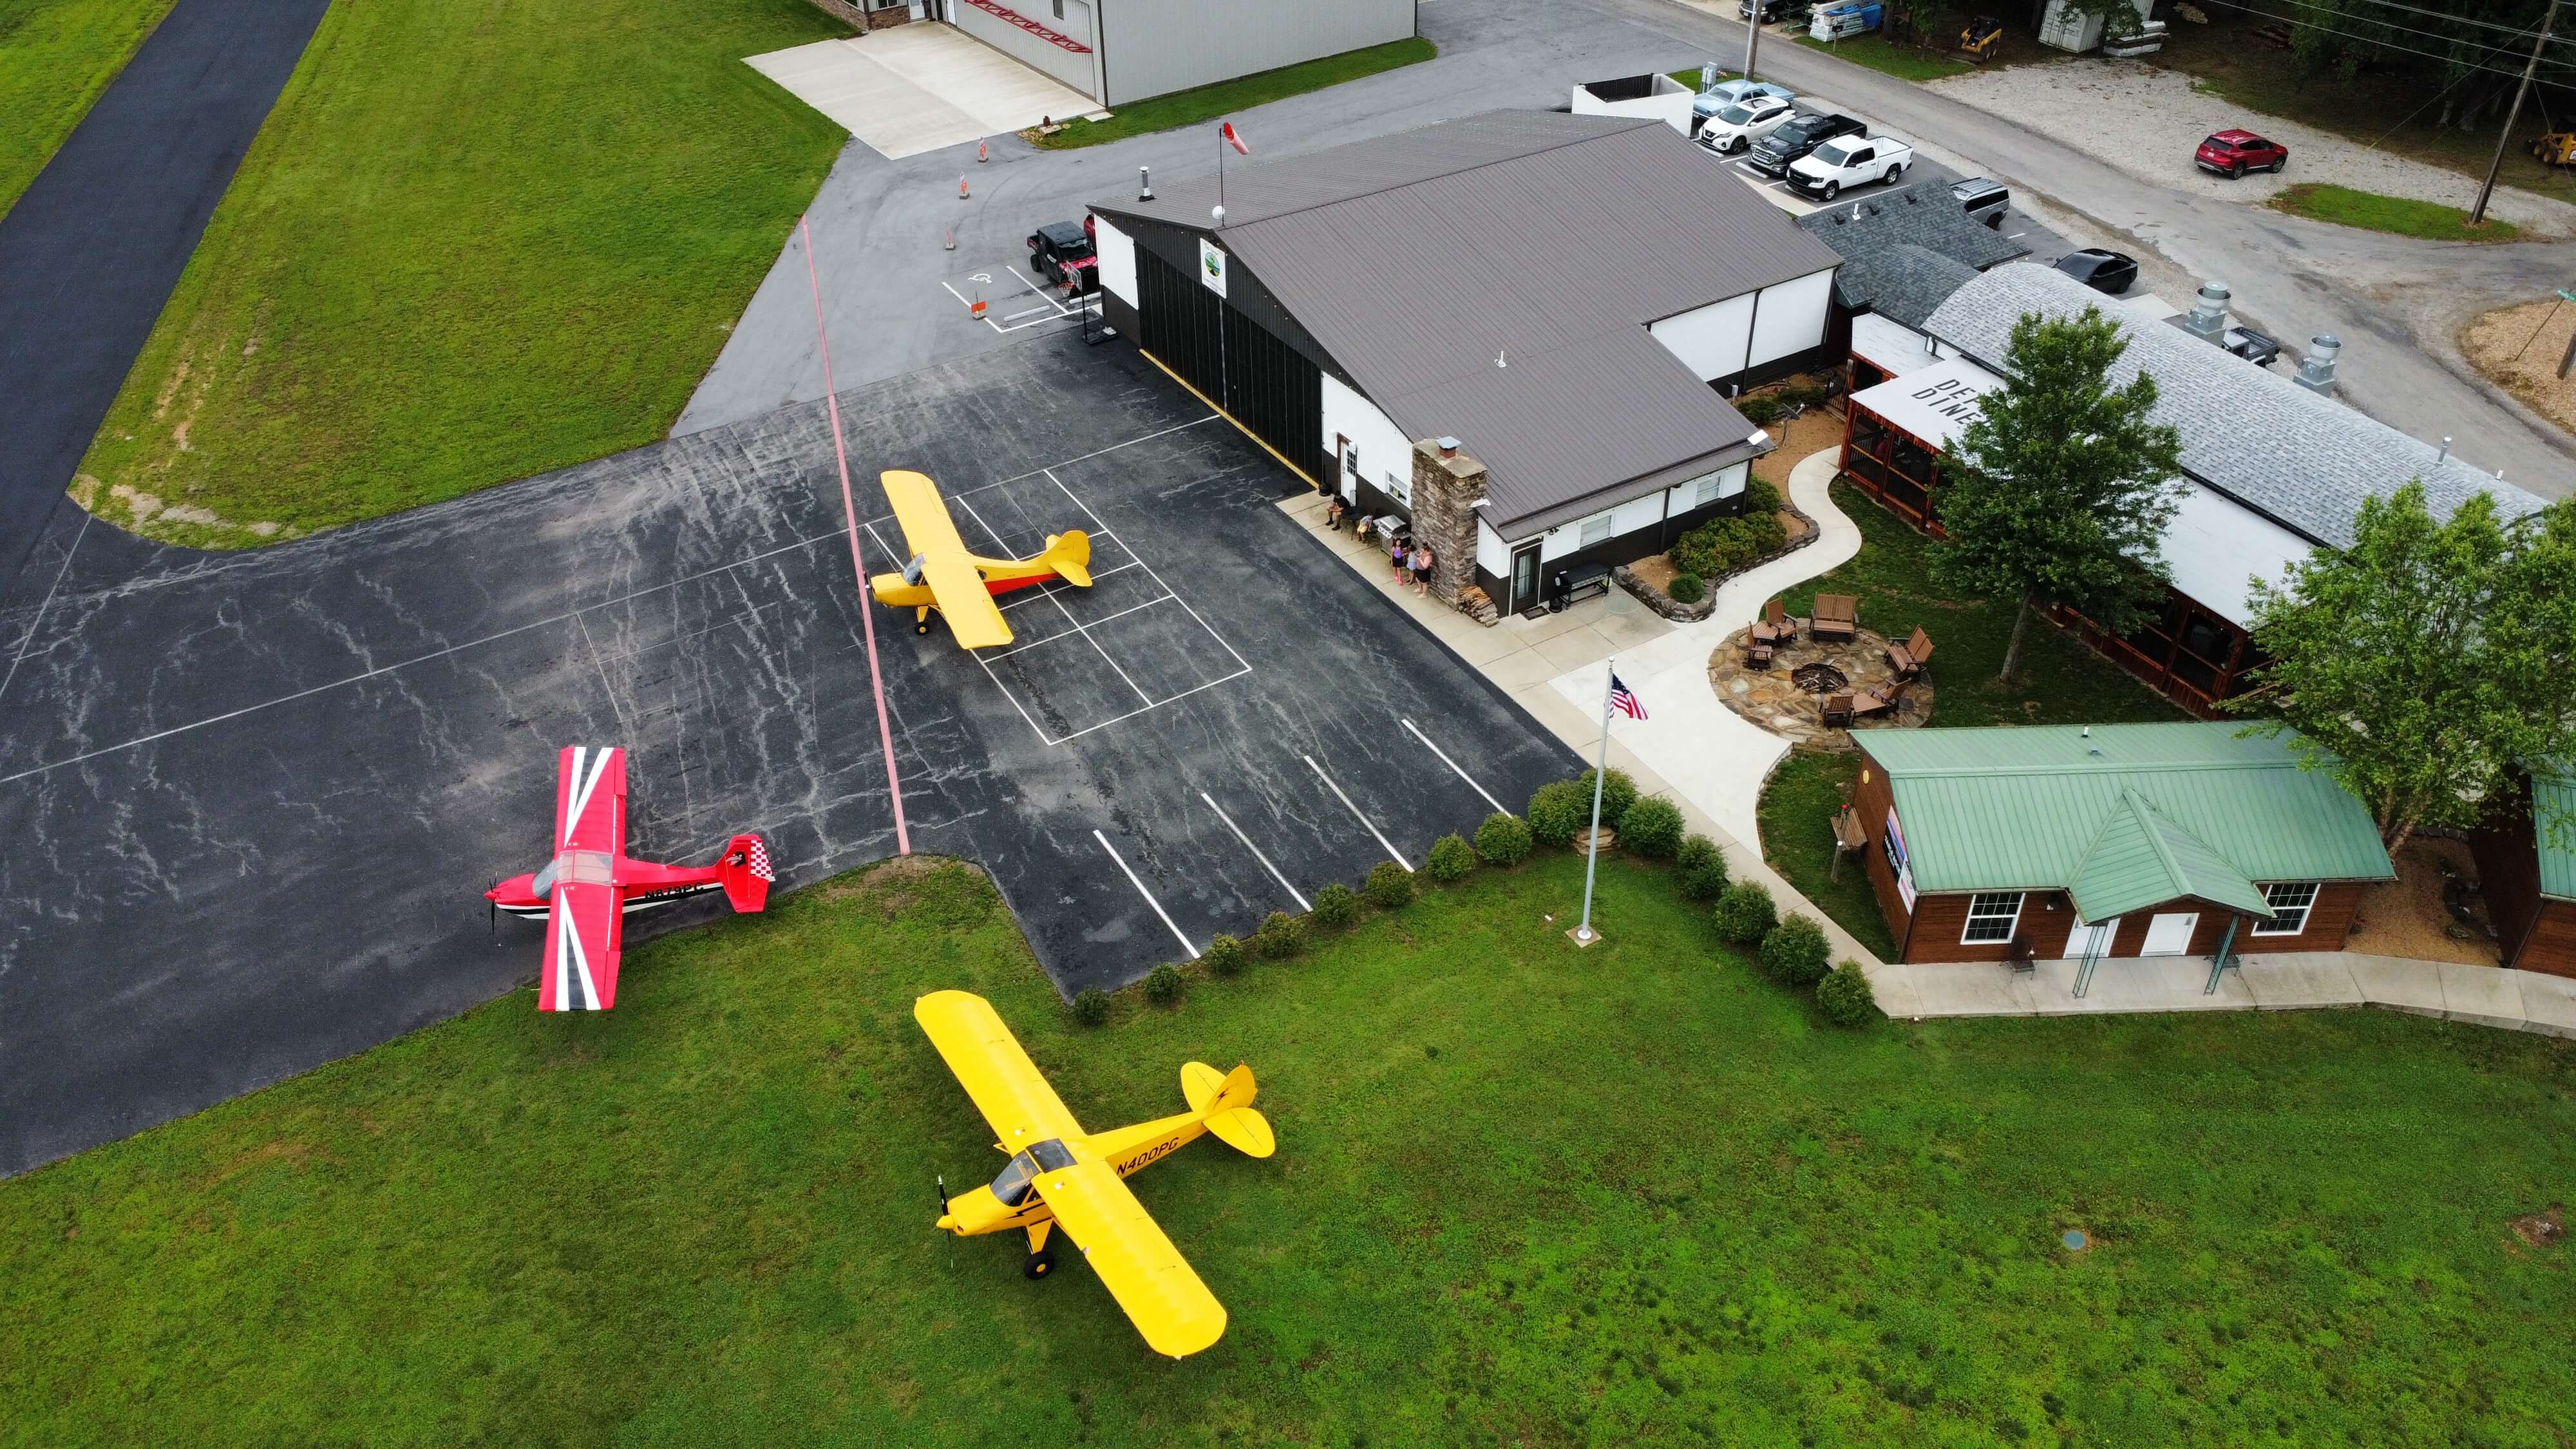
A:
1093,111,1842,537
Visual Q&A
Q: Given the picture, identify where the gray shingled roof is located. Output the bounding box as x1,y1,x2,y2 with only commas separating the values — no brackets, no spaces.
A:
1092,111,1845,538
1796,181,2027,290
1926,264,2546,549
1829,243,1978,331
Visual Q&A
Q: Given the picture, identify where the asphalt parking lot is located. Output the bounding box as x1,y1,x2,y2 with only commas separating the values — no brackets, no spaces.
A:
0,332,1573,1175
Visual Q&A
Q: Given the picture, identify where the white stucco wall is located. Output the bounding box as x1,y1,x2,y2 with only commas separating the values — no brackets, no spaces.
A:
1667,460,1749,511
1093,215,1137,305
1648,293,1756,382
1477,516,1510,576
1321,371,1414,506
1748,267,1835,368
2161,480,2316,629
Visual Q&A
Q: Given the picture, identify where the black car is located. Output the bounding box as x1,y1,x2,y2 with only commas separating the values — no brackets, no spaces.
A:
1027,220,1097,291
1747,112,1864,176
1950,176,2010,230
2053,248,2137,295
1738,0,1799,19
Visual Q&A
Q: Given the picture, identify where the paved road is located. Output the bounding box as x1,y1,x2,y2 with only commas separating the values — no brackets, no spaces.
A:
0,332,1572,1177
682,0,2576,495
0,0,334,598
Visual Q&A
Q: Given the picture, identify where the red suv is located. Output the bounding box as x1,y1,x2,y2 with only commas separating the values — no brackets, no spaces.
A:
2195,129,2287,179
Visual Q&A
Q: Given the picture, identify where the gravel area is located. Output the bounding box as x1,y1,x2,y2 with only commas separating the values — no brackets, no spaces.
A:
2462,297,2576,436
1927,62,2576,239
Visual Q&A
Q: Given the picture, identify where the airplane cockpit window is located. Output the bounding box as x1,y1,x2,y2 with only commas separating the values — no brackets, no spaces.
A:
989,1139,1076,1208
990,1152,1037,1206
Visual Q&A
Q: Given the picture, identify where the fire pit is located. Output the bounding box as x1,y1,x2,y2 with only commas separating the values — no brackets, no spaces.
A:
1792,661,1848,695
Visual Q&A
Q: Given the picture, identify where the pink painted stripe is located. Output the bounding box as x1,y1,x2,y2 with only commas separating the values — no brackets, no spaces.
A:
962,0,1092,53
801,215,911,857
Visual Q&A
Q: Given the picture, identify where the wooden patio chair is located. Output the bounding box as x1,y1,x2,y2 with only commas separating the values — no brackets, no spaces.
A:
1886,626,1935,679
1812,593,1861,643
1751,596,1801,647
1849,679,1913,722
1746,636,1775,669
1821,692,1855,728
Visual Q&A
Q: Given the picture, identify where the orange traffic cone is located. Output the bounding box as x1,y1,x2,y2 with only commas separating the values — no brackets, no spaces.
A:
977,140,990,163
958,175,970,200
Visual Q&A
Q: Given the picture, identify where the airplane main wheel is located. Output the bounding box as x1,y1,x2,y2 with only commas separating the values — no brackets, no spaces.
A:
1023,1247,1057,1280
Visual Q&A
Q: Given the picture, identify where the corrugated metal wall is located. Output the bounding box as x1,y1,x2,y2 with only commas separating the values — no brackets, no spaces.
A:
1135,246,1324,486
1099,0,1413,106
952,0,1101,99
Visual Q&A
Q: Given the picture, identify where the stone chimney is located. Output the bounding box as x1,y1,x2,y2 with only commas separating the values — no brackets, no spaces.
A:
1410,436,1488,610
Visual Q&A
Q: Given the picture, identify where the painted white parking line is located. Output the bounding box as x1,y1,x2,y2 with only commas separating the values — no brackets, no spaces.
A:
1200,790,1311,913
1095,828,1199,959
950,491,1155,707
1303,753,1412,871
980,594,1177,659
1401,718,1508,815
1045,468,1255,681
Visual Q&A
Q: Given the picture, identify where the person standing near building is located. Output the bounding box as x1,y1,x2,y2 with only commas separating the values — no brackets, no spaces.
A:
1412,540,1435,597
1325,495,1346,531
1390,531,1410,586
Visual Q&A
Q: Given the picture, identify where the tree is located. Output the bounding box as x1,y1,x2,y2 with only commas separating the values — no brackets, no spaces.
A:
2228,483,2576,855
1933,306,2184,683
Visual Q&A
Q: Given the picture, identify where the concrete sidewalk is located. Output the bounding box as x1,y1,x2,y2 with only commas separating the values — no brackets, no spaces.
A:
1278,447,1883,967
1866,949,2576,1040
748,24,1097,160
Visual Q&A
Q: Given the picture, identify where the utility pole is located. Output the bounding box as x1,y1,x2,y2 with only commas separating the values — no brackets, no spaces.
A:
2472,0,2560,227
1741,1,1762,84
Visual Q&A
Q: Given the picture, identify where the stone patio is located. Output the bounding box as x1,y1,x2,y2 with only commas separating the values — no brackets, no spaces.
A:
1708,625,1934,749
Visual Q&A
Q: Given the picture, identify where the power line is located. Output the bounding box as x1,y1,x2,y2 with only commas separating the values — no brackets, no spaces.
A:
2199,0,2563,66
2329,0,2569,42
2192,0,2570,83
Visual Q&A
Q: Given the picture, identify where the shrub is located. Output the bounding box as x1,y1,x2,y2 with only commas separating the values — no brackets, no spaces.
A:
1676,833,1723,878
1202,933,1245,976
1713,880,1777,945
1759,914,1833,987
1745,478,1784,515
1682,856,1732,902
1665,572,1705,605
1669,509,1789,582
1144,963,1185,1004
1425,833,1476,883
1254,911,1307,959
1526,781,1587,848
1475,811,1533,867
1737,395,1783,426
1311,881,1359,929
1817,960,1880,1027
1616,796,1685,859
1573,768,1640,829
1365,860,1415,909
1071,988,1110,1026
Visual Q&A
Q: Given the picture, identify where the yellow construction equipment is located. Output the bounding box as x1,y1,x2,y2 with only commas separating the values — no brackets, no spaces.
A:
2530,133,2576,169
1959,14,2005,60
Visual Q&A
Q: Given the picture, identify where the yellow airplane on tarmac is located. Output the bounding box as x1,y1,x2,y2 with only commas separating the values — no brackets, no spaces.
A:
914,989,1276,1359
867,470,1092,649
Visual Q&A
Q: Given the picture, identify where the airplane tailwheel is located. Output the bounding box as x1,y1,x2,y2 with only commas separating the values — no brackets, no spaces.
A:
1022,1247,1057,1280
914,621,931,636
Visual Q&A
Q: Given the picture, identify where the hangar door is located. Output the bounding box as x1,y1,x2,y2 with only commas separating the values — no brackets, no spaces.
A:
1135,248,1324,486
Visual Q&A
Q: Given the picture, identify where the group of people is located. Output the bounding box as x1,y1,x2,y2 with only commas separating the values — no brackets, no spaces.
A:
1326,496,1435,598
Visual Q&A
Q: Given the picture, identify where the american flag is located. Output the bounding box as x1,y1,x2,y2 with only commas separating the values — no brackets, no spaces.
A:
1609,672,1647,721
746,837,776,882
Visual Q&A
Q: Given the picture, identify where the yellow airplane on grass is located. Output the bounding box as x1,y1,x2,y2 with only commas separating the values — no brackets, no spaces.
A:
868,470,1092,649
914,989,1276,1359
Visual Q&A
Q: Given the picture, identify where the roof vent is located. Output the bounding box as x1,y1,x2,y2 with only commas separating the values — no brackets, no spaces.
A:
2296,334,2340,395
2083,724,2101,756
1138,166,1153,202
2184,281,2230,341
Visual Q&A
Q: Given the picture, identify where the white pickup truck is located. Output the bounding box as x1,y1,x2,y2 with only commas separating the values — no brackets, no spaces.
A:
1785,134,1912,201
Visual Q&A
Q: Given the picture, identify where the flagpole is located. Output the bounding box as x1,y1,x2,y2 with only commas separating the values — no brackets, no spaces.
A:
1573,658,1615,946
1217,122,1226,222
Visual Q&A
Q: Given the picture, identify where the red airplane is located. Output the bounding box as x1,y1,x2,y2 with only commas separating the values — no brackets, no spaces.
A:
485,745,774,1012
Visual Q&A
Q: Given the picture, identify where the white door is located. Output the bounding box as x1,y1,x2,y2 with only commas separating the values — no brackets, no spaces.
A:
2064,916,2118,959
2141,913,2199,956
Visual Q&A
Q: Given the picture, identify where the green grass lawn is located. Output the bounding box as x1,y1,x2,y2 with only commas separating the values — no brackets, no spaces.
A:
2269,181,2521,243
1794,33,1975,83
1032,37,1433,150
66,0,850,547
8,851,2575,1443
1757,481,2188,956
0,0,182,218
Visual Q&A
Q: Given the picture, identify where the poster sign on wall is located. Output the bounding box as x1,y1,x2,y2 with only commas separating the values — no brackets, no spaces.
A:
1198,238,1228,298
1883,808,1917,911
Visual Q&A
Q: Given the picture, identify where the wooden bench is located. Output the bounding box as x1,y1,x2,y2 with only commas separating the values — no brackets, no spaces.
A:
1812,592,1860,643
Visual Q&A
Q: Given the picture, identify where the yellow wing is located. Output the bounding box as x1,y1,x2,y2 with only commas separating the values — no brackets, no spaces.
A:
883,471,1012,649
1034,1158,1228,1358
913,990,1083,1146
882,470,969,558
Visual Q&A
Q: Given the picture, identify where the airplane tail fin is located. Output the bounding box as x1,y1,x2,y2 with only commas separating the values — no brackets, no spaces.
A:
717,833,775,913
1182,1061,1274,1158
1043,529,1094,587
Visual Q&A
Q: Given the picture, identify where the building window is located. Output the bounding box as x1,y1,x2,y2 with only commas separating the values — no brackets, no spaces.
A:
1579,511,1613,547
2252,882,2320,936
1052,0,1064,15
1960,891,2024,944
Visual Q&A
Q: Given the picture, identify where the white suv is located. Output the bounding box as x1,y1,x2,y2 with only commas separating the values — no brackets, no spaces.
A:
1696,95,1797,156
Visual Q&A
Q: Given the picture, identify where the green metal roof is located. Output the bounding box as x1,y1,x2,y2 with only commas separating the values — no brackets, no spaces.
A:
2069,790,2273,922
2533,768,2576,902
1859,723,2394,897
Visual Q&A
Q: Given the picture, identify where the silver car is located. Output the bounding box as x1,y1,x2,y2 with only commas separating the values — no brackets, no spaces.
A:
1690,78,1796,121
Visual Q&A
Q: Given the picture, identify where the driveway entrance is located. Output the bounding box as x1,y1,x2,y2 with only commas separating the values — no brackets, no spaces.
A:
746,22,1095,160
